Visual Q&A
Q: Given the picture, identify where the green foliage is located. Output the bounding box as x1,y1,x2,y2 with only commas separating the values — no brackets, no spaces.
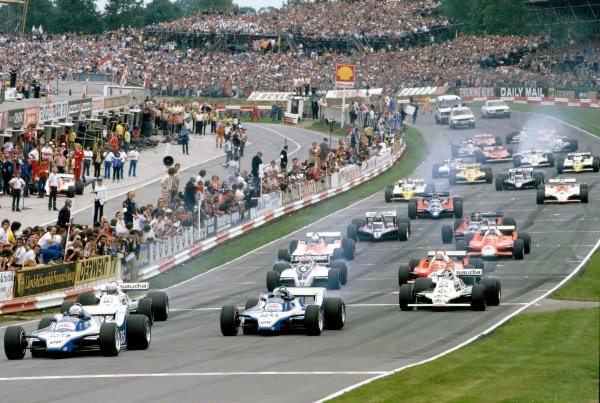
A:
25,0,56,33
175,0,232,17
54,0,104,34
144,0,182,26
104,0,146,30
553,250,600,301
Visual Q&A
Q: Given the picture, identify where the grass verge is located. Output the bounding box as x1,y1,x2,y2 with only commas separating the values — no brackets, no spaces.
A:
551,249,600,302
148,128,427,289
0,307,59,324
331,308,599,403
307,120,352,137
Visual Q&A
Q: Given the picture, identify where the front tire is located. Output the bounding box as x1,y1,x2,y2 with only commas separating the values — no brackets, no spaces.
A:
99,322,121,356
471,284,487,311
327,268,341,290
441,225,454,244
398,265,412,286
266,270,281,292
4,326,27,360
304,305,323,336
220,305,239,336
384,186,393,203
408,201,417,220
331,261,348,285
453,197,463,218
513,239,525,260
482,278,501,306
399,284,414,311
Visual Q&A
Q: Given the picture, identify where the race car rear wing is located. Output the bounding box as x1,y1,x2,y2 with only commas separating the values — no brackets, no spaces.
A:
443,158,463,163
284,287,326,304
427,251,467,259
304,232,341,239
365,211,396,218
291,253,329,263
482,146,503,151
421,192,450,199
567,152,591,158
473,134,493,139
481,225,516,235
479,211,503,218
548,178,576,183
83,306,120,316
398,178,424,184
508,167,534,173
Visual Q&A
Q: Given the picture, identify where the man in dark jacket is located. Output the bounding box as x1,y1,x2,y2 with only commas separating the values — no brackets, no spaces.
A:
123,191,138,224
184,176,197,212
251,150,262,189
57,199,72,229
279,145,288,170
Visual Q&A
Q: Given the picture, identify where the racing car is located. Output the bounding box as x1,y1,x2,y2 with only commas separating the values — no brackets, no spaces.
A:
448,163,493,185
4,303,151,359
481,99,511,119
266,256,348,291
408,192,463,220
432,158,463,178
513,148,555,168
38,174,96,198
346,211,411,242
220,286,345,336
278,231,355,263
64,282,170,324
399,267,501,311
495,168,545,191
457,225,531,260
475,146,513,164
543,132,578,153
451,140,481,159
536,178,588,204
397,250,484,286
384,178,434,202
448,106,476,129
505,127,548,144
557,152,600,174
441,212,515,244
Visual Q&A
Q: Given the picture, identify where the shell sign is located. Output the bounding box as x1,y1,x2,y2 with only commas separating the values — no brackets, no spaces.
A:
336,65,355,88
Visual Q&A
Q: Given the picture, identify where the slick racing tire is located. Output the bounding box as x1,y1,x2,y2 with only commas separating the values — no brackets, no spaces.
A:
398,265,412,286
332,247,344,261
398,223,409,241
408,258,421,270
346,224,357,242
351,217,366,228
593,158,600,172
569,139,578,152
327,268,341,290
453,197,463,219
467,258,484,271
408,201,417,220
513,155,521,168
413,277,434,294
485,170,493,184
512,239,525,260
60,300,75,314
66,186,76,198
454,218,463,231
533,172,544,186
399,284,414,311
502,217,516,228
266,270,281,292
471,284,487,311
536,186,546,205
76,292,99,306
331,261,348,285
475,151,486,164
304,305,323,336
99,322,121,357
126,314,151,350
518,232,532,254
137,297,154,326
220,305,239,336
342,238,355,260
482,278,501,306
4,326,27,360
384,186,393,203
547,153,555,167
324,297,346,330
441,225,454,244
245,299,259,311
147,291,169,321
581,184,589,203
556,159,564,174
289,239,299,254
432,163,441,179
75,180,85,195
397,215,411,234
495,136,502,146
456,240,467,252
277,248,290,262
273,262,290,274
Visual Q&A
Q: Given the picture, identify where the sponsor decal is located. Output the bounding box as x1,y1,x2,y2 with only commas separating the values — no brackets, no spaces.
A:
74,255,118,285
496,87,548,98
247,92,294,101
39,102,68,122
24,106,40,125
14,263,77,298
458,87,495,98
0,271,15,302
336,64,355,89
8,109,24,126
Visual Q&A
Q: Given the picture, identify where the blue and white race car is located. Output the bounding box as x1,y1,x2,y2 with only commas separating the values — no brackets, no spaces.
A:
3,303,151,359
220,287,345,336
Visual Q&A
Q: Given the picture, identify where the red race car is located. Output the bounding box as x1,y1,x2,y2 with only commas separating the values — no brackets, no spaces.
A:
471,134,502,147
475,146,513,164
408,192,463,219
397,250,484,285
458,225,531,260
442,212,516,243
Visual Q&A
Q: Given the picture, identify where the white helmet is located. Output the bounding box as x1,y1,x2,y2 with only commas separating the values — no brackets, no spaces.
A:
69,303,83,318
311,233,320,243
106,281,120,295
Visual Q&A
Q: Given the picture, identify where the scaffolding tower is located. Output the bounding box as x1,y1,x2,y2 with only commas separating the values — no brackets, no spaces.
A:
525,0,600,27
0,0,28,35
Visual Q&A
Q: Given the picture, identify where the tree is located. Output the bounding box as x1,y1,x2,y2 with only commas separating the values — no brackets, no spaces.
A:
284,0,308,6
54,0,104,34
144,0,182,26
237,6,256,14
104,0,146,30
196,0,233,13
25,0,56,33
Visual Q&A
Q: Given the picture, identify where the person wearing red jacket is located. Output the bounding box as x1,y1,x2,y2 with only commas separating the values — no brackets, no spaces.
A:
72,144,84,181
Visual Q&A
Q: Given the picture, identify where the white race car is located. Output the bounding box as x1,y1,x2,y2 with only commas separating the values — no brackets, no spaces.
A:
432,158,463,178
267,256,348,291
385,178,433,202
278,232,355,263
65,282,170,324
481,100,511,119
537,178,588,204
399,267,501,311
448,106,476,129
557,152,600,174
513,149,554,168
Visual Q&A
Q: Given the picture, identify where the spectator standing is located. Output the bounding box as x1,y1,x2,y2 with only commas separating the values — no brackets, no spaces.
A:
184,176,197,212
8,172,25,212
308,142,319,165
251,150,263,189
103,149,114,179
250,103,260,122
83,146,93,177
210,112,218,134
279,144,288,170
112,151,123,182
128,147,140,177
123,191,139,225
319,138,329,162
37,159,49,198
57,199,72,229
227,155,240,186
160,168,178,204
47,167,60,211
28,145,40,180
239,127,247,157
93,148,103,178
72,144,84,181
224,138,234,165
181,129,190,155
92,177,107,223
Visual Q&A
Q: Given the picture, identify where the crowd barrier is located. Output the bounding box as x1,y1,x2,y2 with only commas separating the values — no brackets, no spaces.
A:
0,138,405,313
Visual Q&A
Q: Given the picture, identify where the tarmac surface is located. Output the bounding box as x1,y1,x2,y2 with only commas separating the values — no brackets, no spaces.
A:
0,109,598,402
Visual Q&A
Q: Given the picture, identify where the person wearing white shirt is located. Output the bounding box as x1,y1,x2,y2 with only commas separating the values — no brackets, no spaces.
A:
83,147,93,176
128,147,140,177
23,244,41,267
41,144,53,162
38,226,63,263
0,220,9,246
103,150,114,179
92,177,107,223
115,211,128,235
47,167,60,211
13,238,28,268
8,172,26,212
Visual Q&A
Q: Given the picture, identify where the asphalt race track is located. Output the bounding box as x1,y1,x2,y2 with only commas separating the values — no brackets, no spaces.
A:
1,109,599,403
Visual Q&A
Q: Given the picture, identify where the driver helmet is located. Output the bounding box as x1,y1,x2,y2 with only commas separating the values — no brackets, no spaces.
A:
299,255,312,265
432,192,439,199
106,281,120,295
69,303,83,318
471,212,482,221
531,147,537,154
442,268,453,278
434,252,446,261
515,168,524,176
405,177,413,184
373,213,384,223
310,233,320,243
276,287,291,300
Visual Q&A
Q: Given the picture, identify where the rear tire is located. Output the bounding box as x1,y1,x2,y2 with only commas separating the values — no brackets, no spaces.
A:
495,174,506,191
346,224,357,241
76,293,99,306
482,278,501,306
569,139,578,152
4,326,27,360
398,265,411,286
593,158,600,172
342,238,355,260
147,291,169,321
332,247,344,261
327,268,341,290
66,186,75,198
75,180,85,195
384,186,393,203
324,297,345,330
513,155,521,168
399,284,414,311
397,223,409,241
580,184,588,203
513,239,525,260
266,270,281,292
38,317,55,330
408,201,417,220
331,261,348,285
485,170,493,184
518,232,532,254
536,187,545,205
273,262,290,274
471,284,487,311
60,300,75,314
456,240,467,251
409,258,421,270
136,298,154,326
547,153,555,167
453,197,463,218
441,225,454,244
277,248,290,262
126,314,151,350
413,278,434,293
533,171,544,186
220,305,239,336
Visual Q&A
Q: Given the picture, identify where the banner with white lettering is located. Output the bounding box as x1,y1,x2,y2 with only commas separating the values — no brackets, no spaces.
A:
0,271,14,302
458,87,495,98
495,87,548,98
247,92,294,101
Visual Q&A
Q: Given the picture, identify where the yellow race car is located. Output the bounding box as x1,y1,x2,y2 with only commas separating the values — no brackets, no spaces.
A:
449,163,493,185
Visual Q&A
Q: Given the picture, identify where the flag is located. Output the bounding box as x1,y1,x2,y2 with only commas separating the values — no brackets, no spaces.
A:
120,64,129,88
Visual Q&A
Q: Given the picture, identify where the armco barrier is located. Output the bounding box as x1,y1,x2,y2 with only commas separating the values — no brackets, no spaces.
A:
0,139,406,313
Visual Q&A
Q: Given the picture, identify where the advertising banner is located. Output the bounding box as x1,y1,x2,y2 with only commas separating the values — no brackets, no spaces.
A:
92,97,105,113
247,92,294,101
74,255,119,285
548,88,597,100
335,65,355,89
7,109,24,127
149,228,196,264
458,87,495,98
0,111,8,130
251,192,283,219
0,271,15,302
39,101,68,123
24,106,40,125
13,262,77,298
495,87,548,98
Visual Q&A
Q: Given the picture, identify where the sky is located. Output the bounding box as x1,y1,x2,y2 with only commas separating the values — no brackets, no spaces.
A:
95,0,286,11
